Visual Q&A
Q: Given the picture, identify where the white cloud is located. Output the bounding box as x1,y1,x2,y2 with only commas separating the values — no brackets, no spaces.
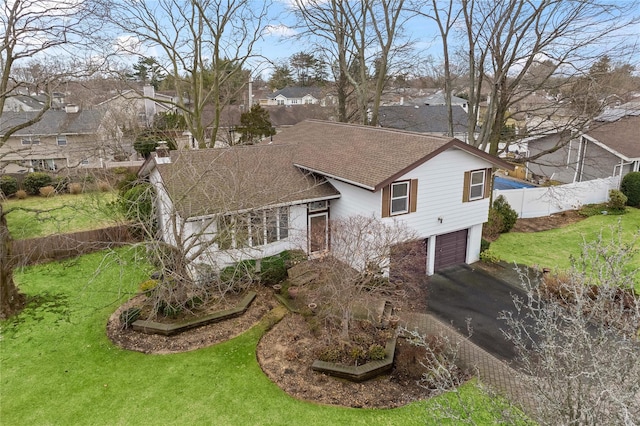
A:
113,35,143,55
263,24,297,37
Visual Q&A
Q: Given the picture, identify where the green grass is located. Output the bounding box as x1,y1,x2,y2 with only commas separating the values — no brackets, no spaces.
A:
3,192,121,239
0,248,514,425
489,207,640,290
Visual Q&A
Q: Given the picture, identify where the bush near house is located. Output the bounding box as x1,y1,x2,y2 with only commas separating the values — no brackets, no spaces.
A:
620,172,640,207
483,195,518,240
607,189,627,212
0,175,18,197
22,172,53,195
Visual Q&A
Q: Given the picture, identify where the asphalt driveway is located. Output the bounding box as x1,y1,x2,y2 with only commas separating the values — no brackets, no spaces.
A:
426,263,537,363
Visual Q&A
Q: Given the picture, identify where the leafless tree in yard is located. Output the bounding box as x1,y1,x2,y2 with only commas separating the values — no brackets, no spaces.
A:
399,224,639,425
413,0,640,157
124,146,334,318
499,226,640,425
1,0,110,318
304,215,418,340
291,0,414,125
105,0,272,148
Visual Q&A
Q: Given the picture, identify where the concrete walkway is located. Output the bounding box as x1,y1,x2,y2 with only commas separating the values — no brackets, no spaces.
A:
400,311,534,411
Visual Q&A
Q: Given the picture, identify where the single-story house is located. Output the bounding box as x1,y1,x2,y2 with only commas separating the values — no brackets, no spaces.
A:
377,105,472,143
261,87,323,106
408,93,469,114
140,120,512,277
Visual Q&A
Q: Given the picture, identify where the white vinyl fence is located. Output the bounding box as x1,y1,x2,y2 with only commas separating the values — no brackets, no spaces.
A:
494,177,620,218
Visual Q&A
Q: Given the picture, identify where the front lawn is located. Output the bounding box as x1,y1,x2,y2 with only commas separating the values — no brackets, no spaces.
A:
3,192,121,239
489,208,640,290
0,248,509,425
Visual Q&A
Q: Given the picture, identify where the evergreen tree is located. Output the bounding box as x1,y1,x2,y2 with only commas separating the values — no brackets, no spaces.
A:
238,104,275,144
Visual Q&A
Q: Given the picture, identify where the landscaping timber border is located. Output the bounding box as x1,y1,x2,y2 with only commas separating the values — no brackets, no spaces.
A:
311,336,397,382
132,291,257,336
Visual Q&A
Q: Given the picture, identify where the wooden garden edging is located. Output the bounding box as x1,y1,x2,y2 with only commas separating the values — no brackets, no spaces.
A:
132,291,257,336
311,336,397,382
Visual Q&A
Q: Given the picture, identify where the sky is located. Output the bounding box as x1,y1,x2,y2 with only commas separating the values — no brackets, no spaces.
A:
247,1,443,80
5,0,640,82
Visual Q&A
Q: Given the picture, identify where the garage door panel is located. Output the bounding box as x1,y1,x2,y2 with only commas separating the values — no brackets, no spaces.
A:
434,229,468,271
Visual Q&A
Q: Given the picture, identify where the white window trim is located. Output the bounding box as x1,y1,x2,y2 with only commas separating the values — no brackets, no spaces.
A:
219,207,289,250
390,181,410,215
469,170,486,201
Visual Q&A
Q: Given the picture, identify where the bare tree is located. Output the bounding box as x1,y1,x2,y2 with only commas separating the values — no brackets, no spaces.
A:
106,0,272,148
305,215,418,339
124,145,335,317
292,0,412,124
1,0,109,318
415,0,640,156
500,226,640,425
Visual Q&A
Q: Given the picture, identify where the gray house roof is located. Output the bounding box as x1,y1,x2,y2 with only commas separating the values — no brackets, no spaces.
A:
271,120,512,191
267,87,322,100
377,105,469,134
587,115,640,160
154,145,340,219
0,110,106,136
408,93,468,107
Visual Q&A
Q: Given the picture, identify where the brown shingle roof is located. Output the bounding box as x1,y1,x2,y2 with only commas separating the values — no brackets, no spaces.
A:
156,145,339,219
271,120,512,190
588,115,640,159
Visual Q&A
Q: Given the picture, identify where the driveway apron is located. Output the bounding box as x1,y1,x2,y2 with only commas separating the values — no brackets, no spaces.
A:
425,263,532,363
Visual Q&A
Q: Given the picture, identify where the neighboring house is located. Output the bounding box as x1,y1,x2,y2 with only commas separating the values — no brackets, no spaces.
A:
97,85,178,128
0,105,132,173
141,120,512,277
409,93,469,113
2,92,66,113
262,87,323,106
377,105,472,143
524,109,640,183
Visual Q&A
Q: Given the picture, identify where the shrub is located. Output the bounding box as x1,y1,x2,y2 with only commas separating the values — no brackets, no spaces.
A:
23,172,52,195
259,251,298,285
15,189,27,199
97,180,111,192
157,301,181,318
0,175,18,197
53,176,70,193
368,344,387,360
492,195,518,233
317,346,342,363
121,183,154,224
480,249,500,263
139,279,159,294
483,208,503,240
68,182,83,195
39,185,56,197
119,307,141,329
480,238,491,253
607,189,627,212
620,172,640,207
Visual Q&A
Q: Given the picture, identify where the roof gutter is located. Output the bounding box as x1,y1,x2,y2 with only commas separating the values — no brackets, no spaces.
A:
185,193,342,222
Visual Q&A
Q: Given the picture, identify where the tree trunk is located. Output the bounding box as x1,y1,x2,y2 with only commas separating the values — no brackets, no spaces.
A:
0,204,25,319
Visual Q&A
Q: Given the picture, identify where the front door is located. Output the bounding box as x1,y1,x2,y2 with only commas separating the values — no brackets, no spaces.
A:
309,213,328,254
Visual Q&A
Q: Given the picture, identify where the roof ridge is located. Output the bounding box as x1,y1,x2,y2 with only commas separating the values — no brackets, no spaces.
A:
302,119,455,141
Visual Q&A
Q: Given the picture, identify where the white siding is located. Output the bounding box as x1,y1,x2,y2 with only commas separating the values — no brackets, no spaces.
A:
327,179,381,220
330,148,492,239
328,148,494,273
393,148,491,239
